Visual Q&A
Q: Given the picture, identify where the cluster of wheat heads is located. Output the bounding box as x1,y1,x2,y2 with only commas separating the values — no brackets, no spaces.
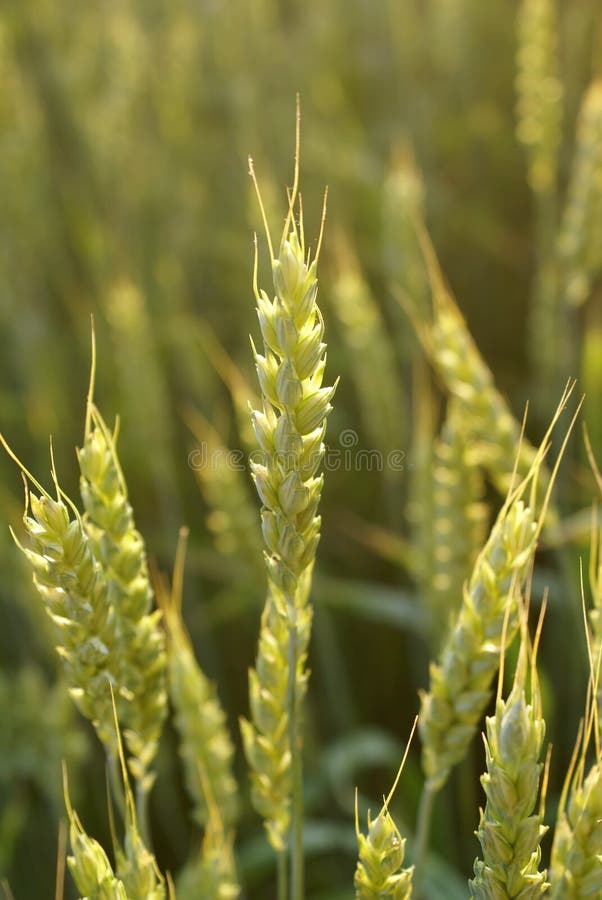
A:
2,137,602,900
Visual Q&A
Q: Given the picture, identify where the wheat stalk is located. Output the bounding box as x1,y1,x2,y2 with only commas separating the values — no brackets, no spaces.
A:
240,576,312,852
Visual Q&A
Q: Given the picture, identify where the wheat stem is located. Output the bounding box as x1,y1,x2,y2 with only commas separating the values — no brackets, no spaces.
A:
412,780,436,895
287,616,303,900
277,850,288,900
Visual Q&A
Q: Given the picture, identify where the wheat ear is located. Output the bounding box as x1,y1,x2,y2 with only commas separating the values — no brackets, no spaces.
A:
2,440,120,757
241,119,335,899
63,692,166,900
557,80,602,308
515,0,563,195
419,495,537,793
354,719,417,899
78,403,167,792
550,553,602,898
158,528,239,832
411,225,555,515
469,605,549,898
427,399,488,643
65,797,129,899
240,574,312,851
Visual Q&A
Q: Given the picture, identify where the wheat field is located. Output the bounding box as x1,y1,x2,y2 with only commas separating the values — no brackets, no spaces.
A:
0,1,601,898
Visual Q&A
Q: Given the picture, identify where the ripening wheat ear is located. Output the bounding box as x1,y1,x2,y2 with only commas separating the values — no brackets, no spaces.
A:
550,705,602,899
241,111,336,898
414,393,579,883
63,691,166,900
78,399,167,794
557,80,602,308
419,494,537,793
405,221,557,517
0,435,120,758
158,528,239,834
424,398,488,644
63,764,129,900
354,718,417,899
240,573,312,851
469,602,549,898
550,541,602,898
515,0,563,195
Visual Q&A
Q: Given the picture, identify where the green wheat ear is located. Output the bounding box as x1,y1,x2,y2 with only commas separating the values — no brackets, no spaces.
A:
354,719,417,899
78,402,167,791
558,79,602,308
425,398,488,643
515,0,563,195
241,127,335,865
240,575,312,850
550,547,602,898
63,690,166,900
469,604,549,898
420,383,577,792
401,217,558,519
2,439,120,757
158,528,239,832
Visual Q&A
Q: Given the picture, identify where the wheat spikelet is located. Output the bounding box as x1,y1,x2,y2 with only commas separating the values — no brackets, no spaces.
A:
516,0,563,194
78,403,167,788
558,80,602,308
469,615,549,898
419,497,537,791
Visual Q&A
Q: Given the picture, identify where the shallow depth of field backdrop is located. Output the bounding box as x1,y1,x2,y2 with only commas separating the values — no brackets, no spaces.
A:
0,1,601,898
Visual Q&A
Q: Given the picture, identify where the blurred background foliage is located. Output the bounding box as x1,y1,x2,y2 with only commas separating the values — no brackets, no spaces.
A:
0,0,601,897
